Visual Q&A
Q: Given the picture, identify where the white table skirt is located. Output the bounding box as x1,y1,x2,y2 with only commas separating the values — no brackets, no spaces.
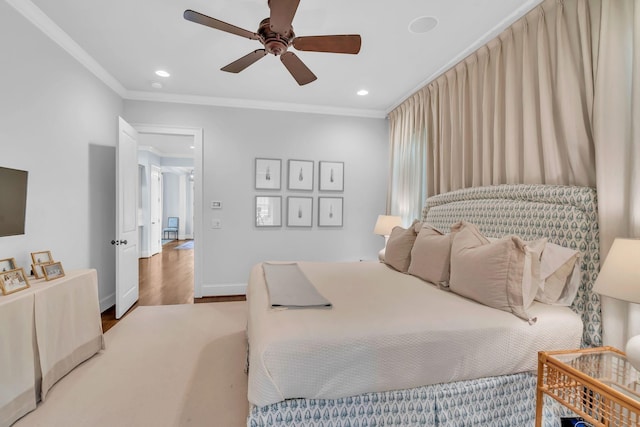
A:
0,269,104,426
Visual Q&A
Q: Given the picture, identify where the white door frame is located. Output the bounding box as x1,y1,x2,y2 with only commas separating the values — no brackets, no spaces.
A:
132,124,204,298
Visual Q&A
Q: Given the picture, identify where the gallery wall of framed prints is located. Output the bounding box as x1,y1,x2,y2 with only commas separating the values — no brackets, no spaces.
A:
253,158,344,228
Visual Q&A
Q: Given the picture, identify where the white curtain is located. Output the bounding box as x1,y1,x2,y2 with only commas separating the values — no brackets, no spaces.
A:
388,0,640,348
592,0,640,349
387,94,427,225
388,0,597,219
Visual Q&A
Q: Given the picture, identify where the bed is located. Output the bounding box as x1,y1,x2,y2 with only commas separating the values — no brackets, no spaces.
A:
246,184,602,427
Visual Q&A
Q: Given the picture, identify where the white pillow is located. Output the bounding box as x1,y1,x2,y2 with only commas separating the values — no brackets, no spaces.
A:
449,222,545,323
535,242,580,305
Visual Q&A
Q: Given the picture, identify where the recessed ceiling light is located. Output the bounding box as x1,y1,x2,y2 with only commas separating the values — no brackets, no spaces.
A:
155,70,171,77
408,16,438,34
151,82,163,89
357,89,369,96
189,145,195,149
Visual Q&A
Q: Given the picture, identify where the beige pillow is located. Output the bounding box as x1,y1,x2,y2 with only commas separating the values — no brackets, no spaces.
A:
384,221,418,273
535,242,580,305
408,224,453,284
449,222,543,322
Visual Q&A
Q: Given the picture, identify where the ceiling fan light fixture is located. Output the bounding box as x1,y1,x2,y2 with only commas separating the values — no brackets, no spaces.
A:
357,89,369,96
408,16,438,34
155,70,171,78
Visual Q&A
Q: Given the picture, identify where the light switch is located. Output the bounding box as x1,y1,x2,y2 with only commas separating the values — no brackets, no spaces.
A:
211,218,222,229
211,200,222,209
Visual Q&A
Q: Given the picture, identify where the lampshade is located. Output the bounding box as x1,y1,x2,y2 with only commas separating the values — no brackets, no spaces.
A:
593,238,640,304
373,215,402,236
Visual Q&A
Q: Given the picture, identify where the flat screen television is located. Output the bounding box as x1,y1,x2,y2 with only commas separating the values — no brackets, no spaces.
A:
0,166,29,237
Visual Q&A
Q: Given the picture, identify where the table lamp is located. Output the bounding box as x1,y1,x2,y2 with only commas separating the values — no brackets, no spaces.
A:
374,215,402,261
593,238,640,370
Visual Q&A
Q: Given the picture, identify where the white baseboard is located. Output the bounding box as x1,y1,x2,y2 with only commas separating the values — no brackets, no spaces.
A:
100,292,115,313
200,283,247,297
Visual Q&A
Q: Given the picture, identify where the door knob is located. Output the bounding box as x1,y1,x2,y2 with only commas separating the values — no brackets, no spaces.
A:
111,240,119,245
121,240,128,245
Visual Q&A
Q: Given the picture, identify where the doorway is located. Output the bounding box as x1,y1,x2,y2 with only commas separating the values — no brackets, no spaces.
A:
133,124,203,300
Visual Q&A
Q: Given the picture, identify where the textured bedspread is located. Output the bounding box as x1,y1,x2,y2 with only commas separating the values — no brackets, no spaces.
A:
246,261,582,407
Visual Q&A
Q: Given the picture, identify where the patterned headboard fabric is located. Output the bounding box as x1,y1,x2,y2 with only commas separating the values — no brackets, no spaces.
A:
422,184,601,347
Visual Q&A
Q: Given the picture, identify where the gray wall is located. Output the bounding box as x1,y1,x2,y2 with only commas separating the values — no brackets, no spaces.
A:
162,172,181,227
0,2,123,310
124,101,389,294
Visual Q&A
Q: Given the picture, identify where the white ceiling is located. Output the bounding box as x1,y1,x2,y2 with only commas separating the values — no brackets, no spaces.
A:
11,0,541,118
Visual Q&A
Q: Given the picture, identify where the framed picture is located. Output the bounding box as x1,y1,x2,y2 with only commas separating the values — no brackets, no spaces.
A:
255,158,281,190
287,160,314,191
287,197,313,227
255,196,282,227
31,250,53,265
43,261,65,281
0,257,16,272
319,161,344,191
0,267,30,295
318,197,343,227
31,263,50,279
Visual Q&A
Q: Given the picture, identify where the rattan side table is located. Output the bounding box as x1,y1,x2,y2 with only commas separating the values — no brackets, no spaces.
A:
536,346,640,426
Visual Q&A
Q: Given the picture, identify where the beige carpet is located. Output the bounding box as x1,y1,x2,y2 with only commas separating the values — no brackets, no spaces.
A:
15,302,249,427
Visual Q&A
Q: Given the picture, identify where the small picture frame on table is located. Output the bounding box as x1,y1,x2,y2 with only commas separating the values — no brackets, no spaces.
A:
319,161,344,192
255,158,281,190
0,267,30,295
255,196,282,227
31,263,50,279
287,197,313,227
0,257,17,272
31,250,53,265
43,262,65,281
318,197,343,227
287,160,314,191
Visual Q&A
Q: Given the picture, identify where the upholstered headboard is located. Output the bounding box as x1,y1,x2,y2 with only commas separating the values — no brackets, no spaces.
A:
422,184,601,347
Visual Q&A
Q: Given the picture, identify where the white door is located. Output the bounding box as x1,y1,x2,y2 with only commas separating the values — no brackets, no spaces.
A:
150,166,162,255
115,117,139,319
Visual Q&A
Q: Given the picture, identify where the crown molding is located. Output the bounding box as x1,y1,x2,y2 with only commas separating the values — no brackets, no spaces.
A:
125,90,387,119
7,0,128,98
385,0,543,115
7,0,385,119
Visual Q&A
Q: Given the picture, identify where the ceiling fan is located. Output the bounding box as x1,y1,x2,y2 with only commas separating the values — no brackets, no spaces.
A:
183,0,362,86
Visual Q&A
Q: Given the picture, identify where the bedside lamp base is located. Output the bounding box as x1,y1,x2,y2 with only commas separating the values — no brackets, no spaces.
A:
625,335,640,371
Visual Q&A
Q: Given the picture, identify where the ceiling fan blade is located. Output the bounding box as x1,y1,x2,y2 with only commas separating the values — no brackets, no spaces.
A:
268,0,300,36
221,50,268,73
293,35,362,54
183,9,260,41
280,52,317,86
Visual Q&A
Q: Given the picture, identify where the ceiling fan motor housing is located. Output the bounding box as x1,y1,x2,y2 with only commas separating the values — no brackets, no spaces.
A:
259,18,293,56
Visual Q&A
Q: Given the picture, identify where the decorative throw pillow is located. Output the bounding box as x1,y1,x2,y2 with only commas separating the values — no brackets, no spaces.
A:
535,242,580,305
408,224,454,284
384,220,419,273
449,222,544,323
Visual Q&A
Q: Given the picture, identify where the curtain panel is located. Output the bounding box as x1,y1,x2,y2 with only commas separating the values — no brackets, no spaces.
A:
388,0,640,348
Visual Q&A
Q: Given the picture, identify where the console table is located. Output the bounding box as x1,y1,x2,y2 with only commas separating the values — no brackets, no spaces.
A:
0,269,104,426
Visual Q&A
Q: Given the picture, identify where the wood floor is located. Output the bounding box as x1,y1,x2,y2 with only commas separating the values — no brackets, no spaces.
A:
101,240,245,332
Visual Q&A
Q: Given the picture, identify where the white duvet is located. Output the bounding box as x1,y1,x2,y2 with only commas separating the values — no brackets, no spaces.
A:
246,261,582,407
